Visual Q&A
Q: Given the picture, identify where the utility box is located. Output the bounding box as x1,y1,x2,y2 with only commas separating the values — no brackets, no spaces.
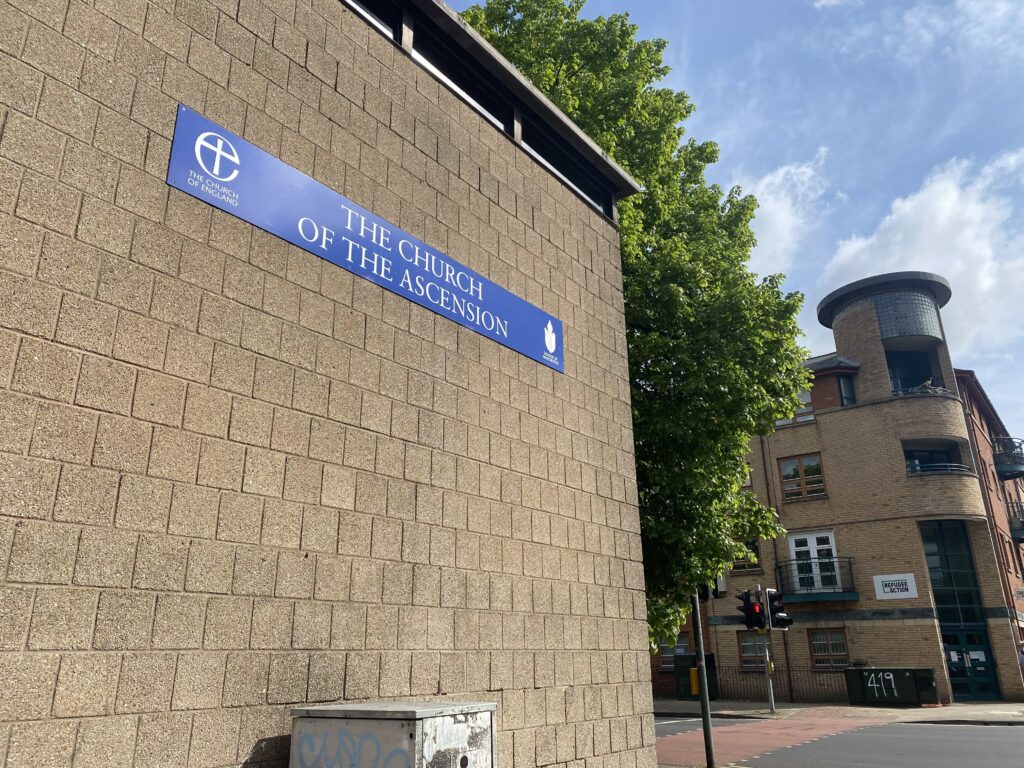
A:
290,702,496,768
673,653,718,701
844,668,936,706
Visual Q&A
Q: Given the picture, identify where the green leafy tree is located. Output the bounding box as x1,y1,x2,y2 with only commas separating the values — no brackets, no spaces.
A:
462,0,809,642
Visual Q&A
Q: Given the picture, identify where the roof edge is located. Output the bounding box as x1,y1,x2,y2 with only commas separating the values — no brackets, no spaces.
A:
817,271,952,328
955,368,1010,438
413,0,642,199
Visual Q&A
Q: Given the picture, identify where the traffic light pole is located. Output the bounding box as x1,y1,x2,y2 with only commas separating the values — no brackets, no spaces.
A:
762,639,775,713
758,584,776,714
690,593,716,768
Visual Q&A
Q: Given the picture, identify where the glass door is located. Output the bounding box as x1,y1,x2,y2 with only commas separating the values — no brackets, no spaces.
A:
789,531,838,592
941,628,999,701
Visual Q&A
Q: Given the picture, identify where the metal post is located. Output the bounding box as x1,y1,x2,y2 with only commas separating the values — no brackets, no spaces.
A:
690,593,716,768
758,584,775,713
400,11,414,52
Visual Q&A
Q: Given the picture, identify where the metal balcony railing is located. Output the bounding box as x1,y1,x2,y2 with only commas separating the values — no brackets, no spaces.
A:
775,557,857,602
906,462,973,475
1009,501,1024,542
993,437,1024,480
891,384,957,398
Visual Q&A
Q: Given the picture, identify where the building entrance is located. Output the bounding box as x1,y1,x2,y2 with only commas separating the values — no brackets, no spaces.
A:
921,520,1000,701
941,627,999,700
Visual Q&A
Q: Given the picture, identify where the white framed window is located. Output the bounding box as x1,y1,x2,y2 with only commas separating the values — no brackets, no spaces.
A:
776,389,814,426
788,530,839,592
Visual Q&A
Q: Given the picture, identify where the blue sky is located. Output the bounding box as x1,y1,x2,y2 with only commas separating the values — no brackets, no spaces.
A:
451,0,1024,435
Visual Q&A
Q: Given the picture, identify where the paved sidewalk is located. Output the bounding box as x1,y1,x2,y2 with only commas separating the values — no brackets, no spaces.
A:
656,715,887,767
653,697,1024,725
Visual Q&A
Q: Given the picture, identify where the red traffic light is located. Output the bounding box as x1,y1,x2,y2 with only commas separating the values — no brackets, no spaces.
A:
736,589,765,629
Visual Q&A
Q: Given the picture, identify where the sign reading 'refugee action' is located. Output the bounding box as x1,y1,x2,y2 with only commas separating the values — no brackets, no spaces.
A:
872,573,919,600
166,105,564,372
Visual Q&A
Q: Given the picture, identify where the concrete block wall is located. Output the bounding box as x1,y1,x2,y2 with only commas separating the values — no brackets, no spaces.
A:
0,1,655,766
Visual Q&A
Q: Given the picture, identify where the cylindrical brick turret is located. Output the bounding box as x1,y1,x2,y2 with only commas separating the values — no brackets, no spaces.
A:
817,272,954,404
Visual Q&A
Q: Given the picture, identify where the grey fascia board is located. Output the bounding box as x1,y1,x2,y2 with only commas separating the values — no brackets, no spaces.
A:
292,701,497,720
410,0,642,199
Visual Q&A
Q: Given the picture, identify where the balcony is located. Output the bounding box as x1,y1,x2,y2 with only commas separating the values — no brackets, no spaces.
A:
775,557,859,603
904,441,972,477
906,462,973,476
892,383,957,399
1009,502,1024,543
993,437,1024,480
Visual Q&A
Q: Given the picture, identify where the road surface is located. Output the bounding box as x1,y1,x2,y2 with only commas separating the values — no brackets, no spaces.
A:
655,715,1023,767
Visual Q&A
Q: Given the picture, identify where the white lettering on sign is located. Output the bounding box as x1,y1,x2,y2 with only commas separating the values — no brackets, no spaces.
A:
312,203,508,339
297,217,335,251
168,106,564,371
873,573,918,600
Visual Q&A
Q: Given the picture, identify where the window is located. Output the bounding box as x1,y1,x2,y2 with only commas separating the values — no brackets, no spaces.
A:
732,540,762,571
775,389,814,426
839,375,857,406
658,634,691,670
809,629,849,668
887,350,937,393
779,454,825,500
921,521,985,625
341,0,401,41
738,631,770,668
343,2,619,217
788,531,838,592
904,447,957,473
1002,535,1020,578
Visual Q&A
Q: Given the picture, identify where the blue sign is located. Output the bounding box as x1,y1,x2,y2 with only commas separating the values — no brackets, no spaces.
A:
166,105,564,372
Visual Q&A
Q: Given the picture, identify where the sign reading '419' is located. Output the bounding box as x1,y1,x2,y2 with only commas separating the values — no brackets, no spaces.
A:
166,105,564,372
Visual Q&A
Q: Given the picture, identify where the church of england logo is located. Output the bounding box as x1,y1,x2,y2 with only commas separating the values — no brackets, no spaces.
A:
194,131,240,182
544,320,557,354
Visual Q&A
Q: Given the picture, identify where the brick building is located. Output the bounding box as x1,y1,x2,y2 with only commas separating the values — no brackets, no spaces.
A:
0,1,656,767
690,272,1024,704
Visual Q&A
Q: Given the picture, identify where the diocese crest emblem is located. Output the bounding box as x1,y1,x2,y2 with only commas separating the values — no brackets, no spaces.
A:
544,320,557,354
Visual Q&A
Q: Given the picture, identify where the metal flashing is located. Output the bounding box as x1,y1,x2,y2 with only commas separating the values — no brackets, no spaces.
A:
291,702,497,720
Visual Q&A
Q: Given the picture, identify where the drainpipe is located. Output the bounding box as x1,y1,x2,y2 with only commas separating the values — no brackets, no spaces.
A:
759,435,795,701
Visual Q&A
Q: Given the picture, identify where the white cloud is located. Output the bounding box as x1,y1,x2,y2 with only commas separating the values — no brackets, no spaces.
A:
739,148,831,278
821,150,1024,360
813,0,863,9
835,0,1024,68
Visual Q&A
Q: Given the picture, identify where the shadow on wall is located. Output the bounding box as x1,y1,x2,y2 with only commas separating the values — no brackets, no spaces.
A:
242,735,290,766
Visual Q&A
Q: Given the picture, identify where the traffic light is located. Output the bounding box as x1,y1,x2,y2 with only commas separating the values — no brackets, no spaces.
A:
751,591,765,629
766,588,793,630
736,590,765,630
697,577,725,601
